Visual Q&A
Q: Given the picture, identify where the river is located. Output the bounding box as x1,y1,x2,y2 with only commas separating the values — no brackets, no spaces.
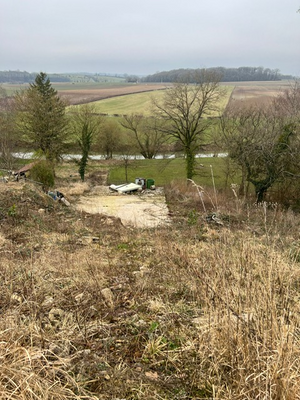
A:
13,152,227,161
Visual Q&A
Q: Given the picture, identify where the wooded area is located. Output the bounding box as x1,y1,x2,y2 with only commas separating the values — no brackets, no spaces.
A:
0,70,71,83
142,66,294,83
0,66,296,85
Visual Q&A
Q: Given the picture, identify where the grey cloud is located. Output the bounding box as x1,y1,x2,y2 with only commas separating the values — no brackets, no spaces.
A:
1,0,299,76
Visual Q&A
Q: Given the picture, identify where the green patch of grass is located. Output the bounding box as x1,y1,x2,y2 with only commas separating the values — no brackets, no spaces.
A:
86,86,233,116
85,89,166,116
116,242,130,251
108,156,238,189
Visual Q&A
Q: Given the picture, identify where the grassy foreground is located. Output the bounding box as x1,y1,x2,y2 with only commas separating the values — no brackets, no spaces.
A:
0,166,299,399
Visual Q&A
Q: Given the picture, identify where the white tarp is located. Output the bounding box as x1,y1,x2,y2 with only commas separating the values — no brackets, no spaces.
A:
109,183,142,193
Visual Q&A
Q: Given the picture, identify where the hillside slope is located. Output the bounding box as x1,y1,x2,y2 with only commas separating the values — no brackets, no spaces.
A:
0,176,299,399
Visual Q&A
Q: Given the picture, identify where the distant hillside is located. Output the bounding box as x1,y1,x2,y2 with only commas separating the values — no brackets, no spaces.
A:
0,71,71,83
1,68,295,85
0,71,126,84
142,67,295,83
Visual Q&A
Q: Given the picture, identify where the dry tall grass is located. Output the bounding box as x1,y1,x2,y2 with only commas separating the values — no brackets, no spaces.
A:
0,179,299,399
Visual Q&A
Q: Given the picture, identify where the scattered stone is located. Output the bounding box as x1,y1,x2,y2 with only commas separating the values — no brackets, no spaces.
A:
205,213,224,226
11,293,22,304
75,293,84,303
78,235,100,245
135,319,147,327
42,296,54,307
101,288,114,308
145,371,159,380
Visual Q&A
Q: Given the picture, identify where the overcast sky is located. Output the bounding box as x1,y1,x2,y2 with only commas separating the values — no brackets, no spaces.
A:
1,0,300,76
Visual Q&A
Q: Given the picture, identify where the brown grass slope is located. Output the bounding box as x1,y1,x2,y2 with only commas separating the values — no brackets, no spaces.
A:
0,176,300,399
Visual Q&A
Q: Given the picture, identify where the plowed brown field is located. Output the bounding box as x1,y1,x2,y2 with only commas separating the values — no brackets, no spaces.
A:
58,83,167,105
225,80,292,107
59,80,292,107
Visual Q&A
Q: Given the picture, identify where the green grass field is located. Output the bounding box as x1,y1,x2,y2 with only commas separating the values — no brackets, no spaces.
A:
78,86,234,116
81,89,167,115
106,156,237,188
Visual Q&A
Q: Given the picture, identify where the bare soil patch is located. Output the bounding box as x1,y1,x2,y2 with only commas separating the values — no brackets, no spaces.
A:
58,83,167,105
75,187,171,228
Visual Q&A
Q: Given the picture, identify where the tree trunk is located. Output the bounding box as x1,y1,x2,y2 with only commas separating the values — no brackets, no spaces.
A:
185,146,196,180
124,159,129,182
253,182,271,203
256,187,267,203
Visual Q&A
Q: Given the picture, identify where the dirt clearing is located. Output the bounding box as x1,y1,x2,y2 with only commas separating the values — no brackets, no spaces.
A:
75,188,171,228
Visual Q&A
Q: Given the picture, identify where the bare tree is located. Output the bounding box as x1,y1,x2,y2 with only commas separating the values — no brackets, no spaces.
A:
71,105,102,181
117,131,139,182
121,114,167,159
219,84,300,203
0,85,7,99
272,80,300,119
96,118,122,159
153,69,224,179
0,88,17,170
